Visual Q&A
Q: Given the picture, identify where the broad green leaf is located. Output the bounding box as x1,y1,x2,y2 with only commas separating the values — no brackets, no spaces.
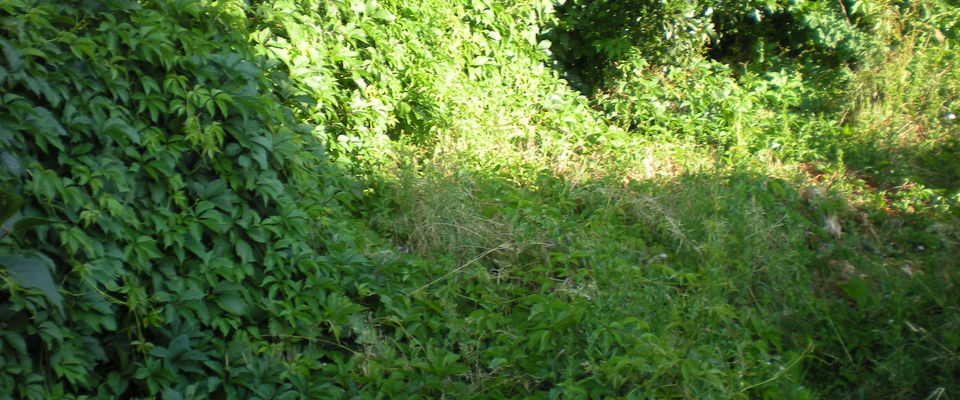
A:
0,189,23,223
214,93,232,118
31,169,60,199
215,293,248,315
104,117,142,145
107,372,129,395
1,331,27,355
235,239,253,263
0,255,63,310
39,320,64,342
29,106,67,136
161,388,185,400
0,151,22,177
251,147,268,170
141,75,160,95
13,216,59,233
23,76,61,107
370,8,395,22
69,37,97,60
0,38,22,72
18,47,46,59
167,334,190,355
179,287,205,302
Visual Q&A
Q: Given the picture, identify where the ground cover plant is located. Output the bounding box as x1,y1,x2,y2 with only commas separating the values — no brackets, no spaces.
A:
0,0,957,398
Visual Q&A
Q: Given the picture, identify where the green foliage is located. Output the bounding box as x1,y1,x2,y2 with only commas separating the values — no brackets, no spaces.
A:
543,0,875,94
595,56,843,162
0,0,373,397
0,0,957,398
0,189,62,311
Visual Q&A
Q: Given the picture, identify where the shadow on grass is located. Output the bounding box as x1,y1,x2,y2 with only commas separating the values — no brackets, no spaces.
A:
844,131,960,196
364,161,959,397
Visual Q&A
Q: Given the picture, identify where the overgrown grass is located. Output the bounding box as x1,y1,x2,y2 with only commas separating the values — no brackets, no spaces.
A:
358,0,960,397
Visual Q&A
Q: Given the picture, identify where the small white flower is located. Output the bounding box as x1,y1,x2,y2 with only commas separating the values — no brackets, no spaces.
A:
944,113,956,121
657,253,667,259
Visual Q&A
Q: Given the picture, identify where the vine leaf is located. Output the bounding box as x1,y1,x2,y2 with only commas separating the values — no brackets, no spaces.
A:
13,216,59,233
0,151,22,177
215,293,247,316
0,190,24,223
0,255,63,311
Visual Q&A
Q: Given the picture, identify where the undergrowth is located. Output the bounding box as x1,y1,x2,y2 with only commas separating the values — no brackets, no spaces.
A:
0,0,957,398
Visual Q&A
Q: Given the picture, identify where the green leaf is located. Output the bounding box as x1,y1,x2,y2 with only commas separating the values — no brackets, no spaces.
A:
1,151,22,177
39,320,64,342
251,147,268,170
0,38,22,72
1,331,27,355
107,372,128,395
23,76,61,107
167,334,189,355
13,216,59,233
141,75,160,95
178,287,205,302
162,387,185,400
214,93,232,118
104,117,141,145
537,39,552,51
370,8,396,22
69,37,97,60
235,239,253,263
0,255,63,310
29,106,67,137
31,169,60,199
215,293,247,315
0,189,24,223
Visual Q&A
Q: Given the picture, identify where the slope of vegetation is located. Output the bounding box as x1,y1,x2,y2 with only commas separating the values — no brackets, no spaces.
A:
0,0,957,398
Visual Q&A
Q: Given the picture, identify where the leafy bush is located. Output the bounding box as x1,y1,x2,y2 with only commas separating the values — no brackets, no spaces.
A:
543,0,875,94
0,0,372,397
